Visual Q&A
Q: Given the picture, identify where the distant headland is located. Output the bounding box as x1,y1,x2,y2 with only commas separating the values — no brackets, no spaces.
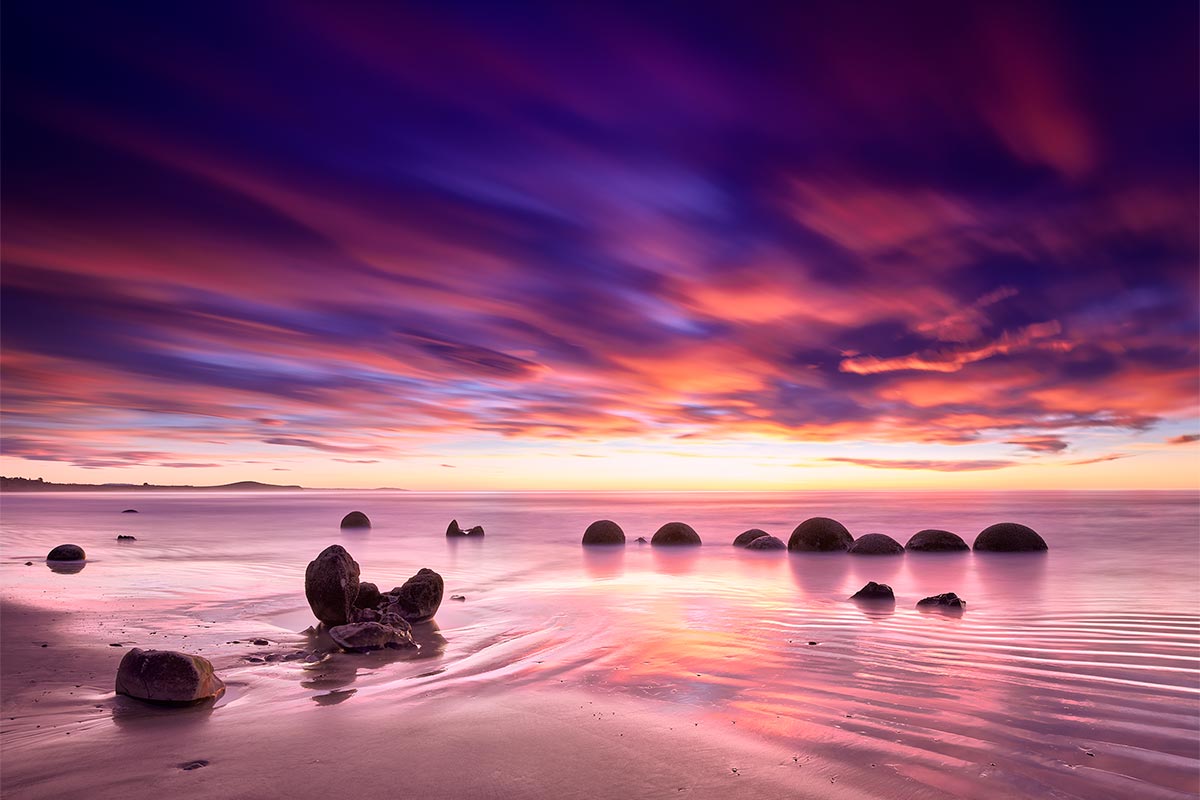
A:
0,476,304,492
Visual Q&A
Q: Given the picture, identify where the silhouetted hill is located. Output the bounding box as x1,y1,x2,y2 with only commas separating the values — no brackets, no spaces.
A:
0,476,303,492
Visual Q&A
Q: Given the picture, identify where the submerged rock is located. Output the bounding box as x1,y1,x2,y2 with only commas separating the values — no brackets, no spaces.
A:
744,534,786,551
651,522,701,546
354,581,382,609
446,519,485,537
327,621,416,652
121,509,138,514
115,648,225,704
850,582,894,601
116,535,137,541
582,519,625,545
340,511,371,529
304,545,361,627
787,518,853,552
973,522,1048,552
917,592,966,609
905,529,968,552
635,537,648,544
46,544,85,561
848,533,904,555
732,529,771,547
388,568,444,622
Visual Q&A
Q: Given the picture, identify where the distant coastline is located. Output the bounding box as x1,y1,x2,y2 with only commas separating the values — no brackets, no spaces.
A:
0,476,304,492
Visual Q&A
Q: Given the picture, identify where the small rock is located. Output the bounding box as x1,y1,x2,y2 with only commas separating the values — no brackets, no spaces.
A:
446,519,485,537
808,641,817,646
109,643,122,647
121,509,139,514
850,582,894,601
115,649,225,704
350,607,381,623
635,537,648,544
179,760,208,770
327,622,417,652
917,592,966,609
732,529,771,547
450,594,466,601
340,511,371,529
245,656,264,663
252,638,269,646
354,581,382,609
46,544,85,562
24,561,32,566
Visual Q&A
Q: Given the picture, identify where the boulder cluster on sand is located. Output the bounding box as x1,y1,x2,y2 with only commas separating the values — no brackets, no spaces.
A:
304,545,443,653
46,544,85,561
340,511,371,529
446,519,485,537
115,648,225,704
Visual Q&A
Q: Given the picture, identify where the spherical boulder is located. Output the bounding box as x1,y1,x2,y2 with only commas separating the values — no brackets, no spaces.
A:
328,621,416,652
46,544,85,561
787,517,853,552
304,545,361,627
115,648,225,704
582,520,625,545
850,581,894,601
973,522,1048,552
744,535,786,551
651,522,701,546
389,568,444,622
906,529,968,552
848,533,904,555
340,511,371,529
732,529,771,547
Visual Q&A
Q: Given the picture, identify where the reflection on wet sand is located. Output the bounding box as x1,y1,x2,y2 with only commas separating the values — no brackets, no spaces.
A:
581,547,624,580
46,561,86,575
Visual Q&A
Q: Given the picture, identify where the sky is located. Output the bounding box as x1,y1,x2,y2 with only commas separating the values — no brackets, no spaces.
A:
1,1,1197,490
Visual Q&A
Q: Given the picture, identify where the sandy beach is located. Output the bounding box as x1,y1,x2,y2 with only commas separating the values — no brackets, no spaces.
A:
2,491,1198,799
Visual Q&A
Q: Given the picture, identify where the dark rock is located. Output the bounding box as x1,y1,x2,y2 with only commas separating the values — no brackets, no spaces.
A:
744,535,786,551
179,760,209,770
582,519,625,545
635,537,648,544
350,607,381,623
46,544,85,561
391,568,444,622
850,582,894,601
732,529,771,547
340,511,371,529
121,509,138,514
788,518,853,552
905,529,968,552
115,648,225,704
651,522,701,547
328,622,416,652
117,535,136,541
450,594,466,601
974,522,1047,552
252,638,269,646
354,581,382,609
917,592,966,609
446,519,485,537
304,545,361,627
848,533,904,555
24,561,32,566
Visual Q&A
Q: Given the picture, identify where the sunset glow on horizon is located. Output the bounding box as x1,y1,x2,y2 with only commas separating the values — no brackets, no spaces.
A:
2,2,1197,491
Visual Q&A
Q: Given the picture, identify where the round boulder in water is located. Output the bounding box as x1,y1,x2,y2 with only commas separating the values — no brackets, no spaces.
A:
340,511,371,529
973,522,1048,552
304,545,361,626
848,533,904,555
744,534,786,551
651,522,701,546
906,529,968,552
582,520,625,545
732,529,771,547
46,544,85,561
787,517,853,552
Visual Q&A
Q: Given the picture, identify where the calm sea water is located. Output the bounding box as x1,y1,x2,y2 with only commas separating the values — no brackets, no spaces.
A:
2,490,1198,798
